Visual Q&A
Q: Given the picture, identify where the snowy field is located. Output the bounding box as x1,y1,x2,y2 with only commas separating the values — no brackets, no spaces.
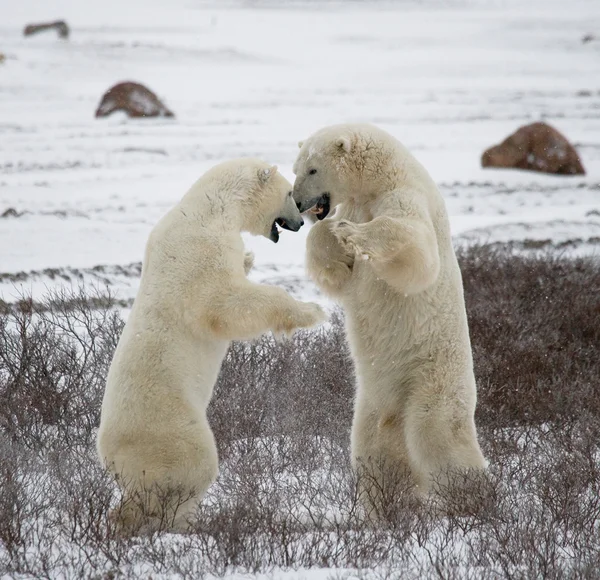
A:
1,1,600,579
1,0,599,309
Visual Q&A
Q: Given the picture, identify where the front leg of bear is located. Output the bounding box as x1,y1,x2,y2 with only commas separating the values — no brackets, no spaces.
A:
306,220,355,298
330,219,372,258
205,281,326,341
333,216,440,296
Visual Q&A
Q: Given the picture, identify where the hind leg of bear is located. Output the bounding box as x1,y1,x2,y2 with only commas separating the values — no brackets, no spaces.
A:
110,482,205,536
108,431,219,536
351,398,417,520
404,399,488,515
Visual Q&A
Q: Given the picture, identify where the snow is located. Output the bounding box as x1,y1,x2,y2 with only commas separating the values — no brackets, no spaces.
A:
1,0,599,307
1,1,599,576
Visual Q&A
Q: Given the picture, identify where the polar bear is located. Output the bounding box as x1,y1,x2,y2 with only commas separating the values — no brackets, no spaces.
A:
292,124,486,510
97,159,326,534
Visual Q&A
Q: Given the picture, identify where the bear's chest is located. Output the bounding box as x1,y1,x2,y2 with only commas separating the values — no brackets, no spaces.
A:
349,256,387,294
341,203,372,224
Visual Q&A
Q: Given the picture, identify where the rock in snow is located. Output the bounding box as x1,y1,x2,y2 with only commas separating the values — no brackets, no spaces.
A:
482,122,585,175
23,20,70,39
95,82,174,119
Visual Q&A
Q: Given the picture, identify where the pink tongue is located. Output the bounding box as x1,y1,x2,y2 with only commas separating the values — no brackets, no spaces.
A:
309,206,323,215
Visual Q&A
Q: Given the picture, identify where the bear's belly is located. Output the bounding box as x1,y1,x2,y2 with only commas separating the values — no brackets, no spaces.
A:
341,272,465,389
102,325,229,422
344,298,434,362
344,266,438,339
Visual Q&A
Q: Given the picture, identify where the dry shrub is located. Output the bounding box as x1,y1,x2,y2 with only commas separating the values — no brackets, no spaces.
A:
461,247,600,428
0,247,599,578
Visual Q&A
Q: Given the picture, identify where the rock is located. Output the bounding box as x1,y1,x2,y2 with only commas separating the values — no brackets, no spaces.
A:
582,33,596,44
23,20,69,39
1,208,22,218
0,53,5,64
95,82,174,119
481,122,585,176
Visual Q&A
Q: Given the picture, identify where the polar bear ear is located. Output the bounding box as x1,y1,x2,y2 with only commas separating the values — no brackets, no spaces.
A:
258,165,278,184
336,136,352,154
297,140,304,149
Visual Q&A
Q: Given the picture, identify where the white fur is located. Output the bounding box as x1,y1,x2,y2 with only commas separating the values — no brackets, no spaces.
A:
97,158,325,534
293,124,486,509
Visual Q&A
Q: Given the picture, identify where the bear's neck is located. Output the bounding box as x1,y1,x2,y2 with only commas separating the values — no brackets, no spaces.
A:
179,190,244,232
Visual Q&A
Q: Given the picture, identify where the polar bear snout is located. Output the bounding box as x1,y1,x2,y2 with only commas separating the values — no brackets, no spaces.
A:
273,193,306,236
276,216,304,232
293,192,331,220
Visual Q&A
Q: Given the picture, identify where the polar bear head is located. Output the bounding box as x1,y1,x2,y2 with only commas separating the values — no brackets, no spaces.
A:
198,158,304,243
292,124,397,220
245,160,305,243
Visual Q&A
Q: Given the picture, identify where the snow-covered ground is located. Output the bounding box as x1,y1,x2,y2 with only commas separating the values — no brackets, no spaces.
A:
1,2,599,577
1,0,599,308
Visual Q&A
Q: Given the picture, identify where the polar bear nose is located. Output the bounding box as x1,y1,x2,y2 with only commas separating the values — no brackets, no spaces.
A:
277,216,304,232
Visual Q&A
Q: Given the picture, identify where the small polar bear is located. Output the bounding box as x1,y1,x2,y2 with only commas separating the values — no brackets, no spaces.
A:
292,124,486,510
97,159,326,534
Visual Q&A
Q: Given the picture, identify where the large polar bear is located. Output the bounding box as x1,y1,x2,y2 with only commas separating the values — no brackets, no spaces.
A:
292,124,486,509
97,159,325,534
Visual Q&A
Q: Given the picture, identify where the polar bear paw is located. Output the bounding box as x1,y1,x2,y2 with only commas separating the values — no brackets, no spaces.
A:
273,301,326,339
332,220,370,258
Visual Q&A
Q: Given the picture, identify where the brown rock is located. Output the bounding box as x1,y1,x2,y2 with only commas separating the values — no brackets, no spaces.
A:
1,208,22,218
0,53,5,64
95,82,174,119
23,20,69,39
481,122,585,175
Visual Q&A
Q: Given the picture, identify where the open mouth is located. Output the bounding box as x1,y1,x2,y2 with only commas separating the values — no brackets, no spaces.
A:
276,218,291,231
308,193,331,220
270,216,303,243
270,221,280,243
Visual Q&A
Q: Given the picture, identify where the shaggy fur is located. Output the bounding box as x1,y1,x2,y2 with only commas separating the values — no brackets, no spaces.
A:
293,124,486,509
97,159,325,534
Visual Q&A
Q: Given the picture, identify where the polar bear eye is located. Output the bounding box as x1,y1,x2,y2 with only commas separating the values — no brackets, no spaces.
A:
288,191,293,196
309,169,317,175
